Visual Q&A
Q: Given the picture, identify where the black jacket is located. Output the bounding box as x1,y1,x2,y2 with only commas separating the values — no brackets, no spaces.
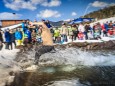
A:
0,32,3,42
10,33,15,42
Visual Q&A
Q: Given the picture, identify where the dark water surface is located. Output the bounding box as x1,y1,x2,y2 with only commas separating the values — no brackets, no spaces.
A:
11,66,115,86
10,48,115,86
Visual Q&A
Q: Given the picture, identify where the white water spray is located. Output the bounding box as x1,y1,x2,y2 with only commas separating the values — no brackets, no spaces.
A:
39,48,115,66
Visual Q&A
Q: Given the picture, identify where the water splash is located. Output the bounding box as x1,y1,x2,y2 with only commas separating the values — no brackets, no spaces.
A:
39,48,115,66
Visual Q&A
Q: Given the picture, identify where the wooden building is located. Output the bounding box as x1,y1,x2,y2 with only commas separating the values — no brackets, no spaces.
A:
0,20,25,27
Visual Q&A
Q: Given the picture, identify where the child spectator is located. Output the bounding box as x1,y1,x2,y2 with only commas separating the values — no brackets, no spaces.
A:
31,29,37,44
54,27,60,43
108,29,113,36
87,31,94,40
78,31,84,40
94,30,101,39
36,26,42,43
15,28,23,46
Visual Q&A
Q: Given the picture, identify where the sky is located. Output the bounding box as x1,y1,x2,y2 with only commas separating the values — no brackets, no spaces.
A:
0,0,115,21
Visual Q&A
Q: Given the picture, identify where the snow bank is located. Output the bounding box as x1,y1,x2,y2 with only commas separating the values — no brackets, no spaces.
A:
90,17,115,27
61,36,115,44
0,49,19,85
0,49,19,67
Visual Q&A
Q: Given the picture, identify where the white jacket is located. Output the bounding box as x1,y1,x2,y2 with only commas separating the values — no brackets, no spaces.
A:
78,24,85,32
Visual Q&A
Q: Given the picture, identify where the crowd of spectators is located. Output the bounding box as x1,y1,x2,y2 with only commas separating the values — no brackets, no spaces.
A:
0,20,115,50
52,21,115,43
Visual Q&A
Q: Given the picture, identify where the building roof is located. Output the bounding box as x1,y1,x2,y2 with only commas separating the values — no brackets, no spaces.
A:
0,23,22,31
0,19,26,21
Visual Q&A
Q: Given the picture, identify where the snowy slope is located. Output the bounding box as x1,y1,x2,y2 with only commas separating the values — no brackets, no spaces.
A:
90,17,115,27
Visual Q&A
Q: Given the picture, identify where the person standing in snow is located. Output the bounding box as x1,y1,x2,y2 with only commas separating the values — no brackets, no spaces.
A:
104,21,109,33
10,29,16,49
78,31,85,40
0,29,3,42
101,23,107,37
78,23,85,39
60,23,68,43
25,28,31,43
4,29,12,50
78,23,85,33
54,27,60,43
15,29,23,46
0,30,3,50
31,29,37,44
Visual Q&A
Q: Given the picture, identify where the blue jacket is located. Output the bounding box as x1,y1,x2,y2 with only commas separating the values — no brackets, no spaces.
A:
22,22,27,33
5,31,11,42
25,30,31,40
46,23,52,28
104,24,109,31
21,22,25,28
15,31,22,40
113,24,115,27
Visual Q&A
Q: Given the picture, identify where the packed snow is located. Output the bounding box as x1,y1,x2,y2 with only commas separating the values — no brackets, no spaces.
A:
90,17,115,27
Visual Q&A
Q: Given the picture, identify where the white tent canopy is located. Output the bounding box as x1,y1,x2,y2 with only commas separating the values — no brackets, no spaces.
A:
0,23,22,31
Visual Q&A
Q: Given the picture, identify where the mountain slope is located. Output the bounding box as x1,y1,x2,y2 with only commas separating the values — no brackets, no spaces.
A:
50,21,63,27
84,5,115,20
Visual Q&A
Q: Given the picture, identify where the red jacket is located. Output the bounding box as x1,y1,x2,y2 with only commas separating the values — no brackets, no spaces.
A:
108,30,113,35
101,24,106,31
78,33,84,38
